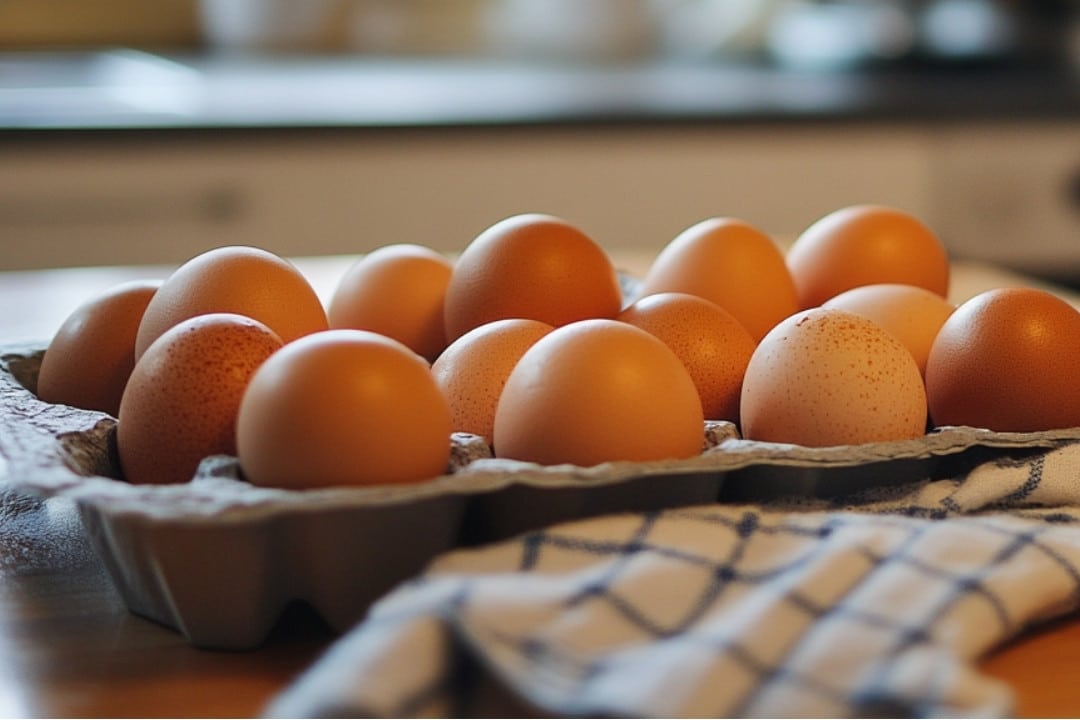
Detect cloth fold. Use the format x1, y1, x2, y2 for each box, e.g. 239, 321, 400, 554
267, 443, 1080, 718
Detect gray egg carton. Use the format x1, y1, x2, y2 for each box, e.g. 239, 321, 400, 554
3, 342, 1077, 649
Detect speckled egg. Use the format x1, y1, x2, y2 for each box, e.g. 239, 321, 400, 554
617, 292, 755, 423
431, 318, 555, 441
740, 307, 927, 446
118, 313, 284, 485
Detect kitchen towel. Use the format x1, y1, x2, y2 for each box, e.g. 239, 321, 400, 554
267, 442, 1080, 718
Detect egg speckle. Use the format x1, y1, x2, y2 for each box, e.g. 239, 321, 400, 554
823, 283, 955, 377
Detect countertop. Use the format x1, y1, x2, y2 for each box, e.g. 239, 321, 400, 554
2, 252, 1080, 716
1, 50, 1078, 134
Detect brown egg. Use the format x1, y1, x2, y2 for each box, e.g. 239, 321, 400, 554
134, 245, 328, 361
236, 329, 452, 489
741, 308, 928, 446
493, 319, 704, 466
618, 292, 755, 422
786, 205, 950, 309
431, 318, 555, 440
925, 287, 1080, 432
442, 214, 623, 344
118, 313, 284, 485
638, 217, 799, 342
822, 283, 955, 377
328, 244, 454, 362
37, 279, 161, 417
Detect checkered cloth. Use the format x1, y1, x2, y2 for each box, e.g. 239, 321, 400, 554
267, 442, 1080, 718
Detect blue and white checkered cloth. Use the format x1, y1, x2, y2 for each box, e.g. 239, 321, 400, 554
267, 442, 1080, 718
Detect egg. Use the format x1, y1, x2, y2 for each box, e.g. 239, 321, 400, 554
637, 217, 799, 342
822, 283, 955, 377
236, 329, 452, 489
117, 313, 284, 485
328, 244, 454, 362
134, 245, 328, 360
786, 205, 950, 309
925, 287, 1080, 432
37, 279, 161, 417
493, 319, 704, 466
617, 292, 755, 422
740, 308, 928, 446
442, 213, 623, 344
431, 318, 555, 440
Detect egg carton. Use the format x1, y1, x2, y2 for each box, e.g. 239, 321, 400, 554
3, 342, 1078, 649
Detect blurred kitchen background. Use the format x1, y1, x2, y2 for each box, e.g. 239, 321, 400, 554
1, 0, 1078, 285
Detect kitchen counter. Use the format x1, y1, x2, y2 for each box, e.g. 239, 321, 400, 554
1, 51, 1078, 132
2, 252, 1080, 716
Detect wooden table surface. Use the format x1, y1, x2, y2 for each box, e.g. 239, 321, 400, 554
2, 252, 1080, 718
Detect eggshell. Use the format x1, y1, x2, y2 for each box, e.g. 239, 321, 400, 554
740, 308, 928, 446
431, 318, 555, 440
638, 217, 799, 342
236, 329, 452, 489
493, 318, 704, 466
925, 287, 1080, 432
328, 244, 454, 362
786, 205, 950, 309
618, 292, 755, 422
37, 279, 161, 417
442, 213, 623, 344
118, 313, 284, 485
134, 245, 328, 360
822, 283, 955, 377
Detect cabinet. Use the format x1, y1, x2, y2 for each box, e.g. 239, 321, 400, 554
1, 119, 1077, 278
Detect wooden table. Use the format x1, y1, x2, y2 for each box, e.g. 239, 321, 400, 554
2, 253, 1080, 718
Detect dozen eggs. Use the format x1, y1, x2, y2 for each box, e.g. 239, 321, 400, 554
35, 206, 1080, 490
